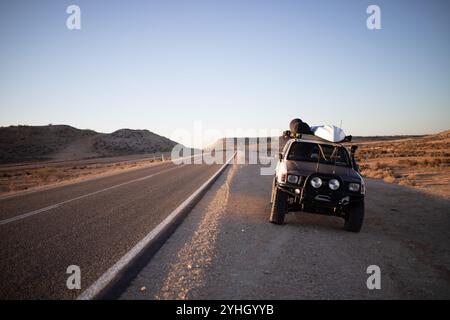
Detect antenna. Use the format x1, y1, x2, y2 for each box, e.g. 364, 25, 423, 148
339, 119, 343, 129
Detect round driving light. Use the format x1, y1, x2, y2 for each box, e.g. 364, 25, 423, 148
310, 177, 322, 188
295, 188, 301, 194
328, 179, 340, 190
287, 175, 299, 184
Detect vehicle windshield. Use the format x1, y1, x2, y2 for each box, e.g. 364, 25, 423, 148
287, 141, 351, 167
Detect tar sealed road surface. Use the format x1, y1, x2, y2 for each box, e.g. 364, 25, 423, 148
0, 161, 221, 299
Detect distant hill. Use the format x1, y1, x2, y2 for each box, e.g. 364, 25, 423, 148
0, 125, 181, 164
350, 135, 426, 143
93, 129, 179, 157
205, 136, 284, 153
207, 131, 448, 152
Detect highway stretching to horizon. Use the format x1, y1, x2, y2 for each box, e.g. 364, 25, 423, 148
0, 160, 221, 299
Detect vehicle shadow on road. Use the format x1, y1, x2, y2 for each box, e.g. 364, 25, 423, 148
284, 212, 345, 233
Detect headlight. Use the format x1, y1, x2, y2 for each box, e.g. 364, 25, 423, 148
310, 177, 322, 188
349, 183, 360, 192
287, 175, 299, 184
328, 179, 340, 190
277, 162, 287, 183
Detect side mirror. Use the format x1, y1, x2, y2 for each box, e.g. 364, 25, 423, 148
350, 145, 360, 172
278, 153, 283, 161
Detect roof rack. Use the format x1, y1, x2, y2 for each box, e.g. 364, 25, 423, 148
283, 130, 352, 144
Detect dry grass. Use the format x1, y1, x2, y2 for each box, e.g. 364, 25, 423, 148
0, 156, 168, 196
354, 130, 450, 198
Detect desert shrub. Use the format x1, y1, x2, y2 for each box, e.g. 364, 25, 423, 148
54, 171, 70, 180
398, 159, 418, 166
373, 170, 385, 179
382, 169, 395, 179
414, 158, 444, 167
361, 168, 385, 179
399, 176, 417, 187
359, 164, 370, 171
0, 186, 10, 192
373, 162, 389, 170
35, 167, 56, 179
383, 175, 396, 183
431, 158, 444, 166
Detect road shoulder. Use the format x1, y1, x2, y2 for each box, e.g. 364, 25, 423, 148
120, 163, 450, 299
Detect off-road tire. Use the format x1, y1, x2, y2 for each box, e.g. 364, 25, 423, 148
344, 200, 364, 232
270, 187, 288, 224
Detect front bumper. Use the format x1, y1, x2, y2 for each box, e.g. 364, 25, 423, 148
278, 175, 364, 215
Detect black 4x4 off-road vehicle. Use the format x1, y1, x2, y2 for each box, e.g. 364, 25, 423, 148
270, 134, 365, 232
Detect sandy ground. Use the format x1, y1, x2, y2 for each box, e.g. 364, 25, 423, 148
355, 130, 450, 198
120, 157, 450, 299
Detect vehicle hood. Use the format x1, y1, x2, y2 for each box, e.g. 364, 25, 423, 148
285, 160, 362, 182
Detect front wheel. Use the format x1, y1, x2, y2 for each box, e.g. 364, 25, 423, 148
344, 200, 364, 232
270, 188, 288, 224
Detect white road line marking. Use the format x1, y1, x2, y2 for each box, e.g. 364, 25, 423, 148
0, 154, 204, 201
0, 164, 186, 226
77, 152, 236, 300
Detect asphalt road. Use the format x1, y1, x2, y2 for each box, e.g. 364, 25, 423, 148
0, 160, 221, 299
121, 159, 450, 299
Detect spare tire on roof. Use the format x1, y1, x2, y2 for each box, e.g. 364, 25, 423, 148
289, 118, 313, 135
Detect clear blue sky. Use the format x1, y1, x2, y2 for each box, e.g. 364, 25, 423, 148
1, 0, 449, 147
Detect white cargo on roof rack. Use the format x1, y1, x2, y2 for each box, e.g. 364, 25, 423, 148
311, 125, 346, 143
